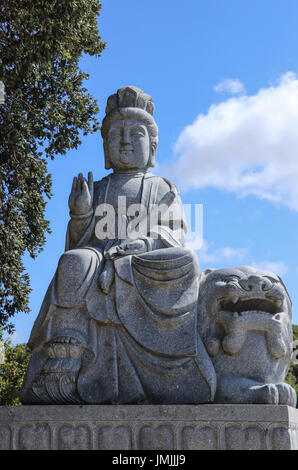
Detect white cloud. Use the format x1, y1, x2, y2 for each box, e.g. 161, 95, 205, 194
187, 240, 248, 264
214, 78, 245, 95
186, 240, 288, 277
250, 260, 288, 277
171, 72, 298, 211
185, 234, 204, 251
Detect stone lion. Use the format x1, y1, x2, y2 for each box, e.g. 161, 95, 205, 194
198, 266, 297, 407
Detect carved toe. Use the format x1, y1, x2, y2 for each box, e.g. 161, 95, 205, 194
276, 382, 297, 407
47, 336, 84, 359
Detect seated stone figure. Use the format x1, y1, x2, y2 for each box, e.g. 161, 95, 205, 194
198, 266, 296, 407
20, 86, 216, 405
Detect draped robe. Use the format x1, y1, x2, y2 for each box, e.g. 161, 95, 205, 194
20, 171, 216, 404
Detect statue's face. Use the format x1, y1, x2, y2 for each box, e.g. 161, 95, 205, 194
199, 266, 291, 322
106, 119, 151, 172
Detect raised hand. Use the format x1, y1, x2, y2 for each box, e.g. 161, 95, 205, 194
68, 172, 94, 216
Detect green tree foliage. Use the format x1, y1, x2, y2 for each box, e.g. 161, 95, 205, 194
0, 337, 30, 405
0, 0, 105, 333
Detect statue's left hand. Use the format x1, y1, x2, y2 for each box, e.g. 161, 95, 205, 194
116, 239, 147, 256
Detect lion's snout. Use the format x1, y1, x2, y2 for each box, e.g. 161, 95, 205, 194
238, 274, 273, 293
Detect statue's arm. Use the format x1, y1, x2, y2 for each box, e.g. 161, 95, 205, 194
66, 214, 94, 250
65, 172, 94, 251
147, 177, 186, 248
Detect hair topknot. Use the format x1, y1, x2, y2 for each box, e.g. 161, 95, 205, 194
101, 86, 158, 140
105, 86, 155, 116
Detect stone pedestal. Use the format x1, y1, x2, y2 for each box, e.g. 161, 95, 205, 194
0, 404, 297, 450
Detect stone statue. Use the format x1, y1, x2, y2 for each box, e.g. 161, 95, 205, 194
198, 266, 296, 407
20, 86, 216, 405
20, 86, 296, 409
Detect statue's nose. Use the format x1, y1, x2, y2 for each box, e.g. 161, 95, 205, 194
240, 275, 272, 292
121, 128, 132, 145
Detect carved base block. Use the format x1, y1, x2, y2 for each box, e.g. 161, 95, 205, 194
0, 404, 298, 450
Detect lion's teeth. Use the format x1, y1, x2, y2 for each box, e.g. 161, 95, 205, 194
276, 299, 283, 308
233, 312, 239, 318
231, 295, 239, 304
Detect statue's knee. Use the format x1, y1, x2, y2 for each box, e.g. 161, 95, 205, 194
164, 246, 199, 269
183, 247, 200, 271
56, 249, 98, 294
58, 249, 91, 273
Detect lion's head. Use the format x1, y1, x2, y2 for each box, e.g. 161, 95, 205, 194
198, 266, 292, 361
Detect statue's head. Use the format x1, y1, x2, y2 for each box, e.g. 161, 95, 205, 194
101, 86, 158, 172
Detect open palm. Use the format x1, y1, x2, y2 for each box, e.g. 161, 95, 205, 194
68, 172, 94, 215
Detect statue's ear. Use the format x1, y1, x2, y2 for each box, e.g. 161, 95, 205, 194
202, 268, 214, 276
148, 141, 157, 168
151, 141, 157, 155
277, 275, 292, 305
103, 140, 111, 170
199, 268, 214, 285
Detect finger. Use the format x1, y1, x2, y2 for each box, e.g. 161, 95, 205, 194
88, 172, 94, 198
119, 243, 128, 250
116, 245, 127, 252
126, 247, 146, 255
69, 177, 77, 207
116, 248, 126, 256
71, 177, 78, 192
78, 173, 85, 191
82, 179, 89, 195
127, 242, 136, 249
119, 248, 137, 255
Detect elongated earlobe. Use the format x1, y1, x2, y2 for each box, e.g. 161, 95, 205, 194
148, 142, 157, 168
103, 141, 111, 169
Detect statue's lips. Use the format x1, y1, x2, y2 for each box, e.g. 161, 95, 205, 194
119, 150, 134, 164
218, 294, 284, 316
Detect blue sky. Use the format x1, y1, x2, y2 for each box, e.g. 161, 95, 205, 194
14, 0, 298, 342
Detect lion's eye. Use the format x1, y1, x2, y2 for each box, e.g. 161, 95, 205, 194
214, 276, 240, 286
228, 277, 240, 283
264, 276, 278, 284
215, 281, 227, 287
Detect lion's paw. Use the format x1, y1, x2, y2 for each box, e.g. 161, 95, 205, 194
276, 382, 297, 407
251, 383, 279, 405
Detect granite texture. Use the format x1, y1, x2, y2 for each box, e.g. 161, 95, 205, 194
0, 404, 298, 450
20, 86, 216, 405
198, 266, 296, 407
20, 86, 296, 409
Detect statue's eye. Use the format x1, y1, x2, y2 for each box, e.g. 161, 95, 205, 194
131, 128, 145, 137
109, 129, 121, 138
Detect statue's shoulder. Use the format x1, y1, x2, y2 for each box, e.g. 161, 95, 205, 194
94, 175, 109, 186
93, 176, 109, 192
146, 172, 180, 194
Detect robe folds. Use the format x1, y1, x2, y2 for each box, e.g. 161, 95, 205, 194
20, 172, 216, 404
